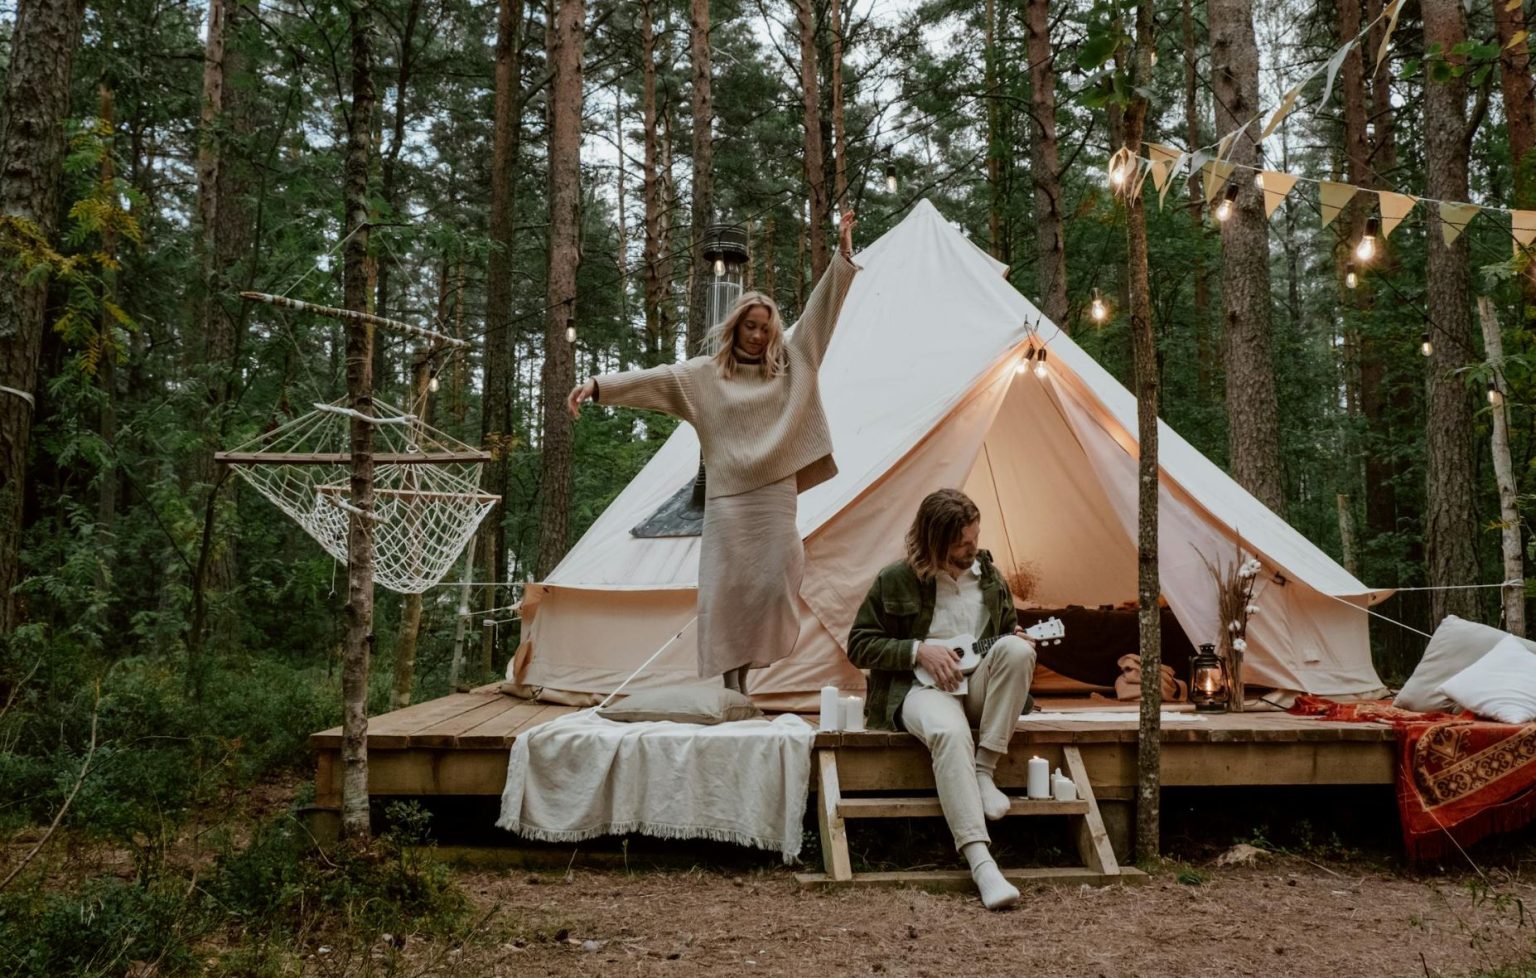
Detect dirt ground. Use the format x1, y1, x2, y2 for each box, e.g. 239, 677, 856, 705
422, 856, 1536, 978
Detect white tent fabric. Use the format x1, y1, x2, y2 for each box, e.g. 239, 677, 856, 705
510, 200, 1388, 709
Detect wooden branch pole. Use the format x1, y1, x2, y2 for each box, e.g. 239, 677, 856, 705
240, 290, 469, 349
1478, 296, 1525, 636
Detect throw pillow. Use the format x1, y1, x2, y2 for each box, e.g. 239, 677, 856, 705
1395, 616, 1536, 713
1439, 635, 1536, 724
598, 685, 763, 725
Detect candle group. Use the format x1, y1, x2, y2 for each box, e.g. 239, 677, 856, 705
1026, 755, 1050, 799
819, 686, 841, 730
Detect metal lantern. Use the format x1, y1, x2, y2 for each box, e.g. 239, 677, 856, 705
701, 223, 750, 352
1190, 643, 1230, 713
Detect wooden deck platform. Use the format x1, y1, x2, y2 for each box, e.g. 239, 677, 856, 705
309, 688, 1395, 817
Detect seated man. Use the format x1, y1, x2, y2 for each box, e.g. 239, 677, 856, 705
847, 488, 1037, 910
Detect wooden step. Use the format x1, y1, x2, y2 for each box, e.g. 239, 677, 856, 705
797, 867, 1147, 890
836, 796, 1090, 819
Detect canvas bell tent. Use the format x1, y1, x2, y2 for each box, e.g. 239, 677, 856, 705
508, 199, 1388, 710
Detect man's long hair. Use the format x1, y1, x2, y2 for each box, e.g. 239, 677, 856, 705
710, 291, 787, 379
905, 489, 981, 582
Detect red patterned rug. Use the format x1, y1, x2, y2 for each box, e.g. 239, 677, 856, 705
1290, 695, 1536, 861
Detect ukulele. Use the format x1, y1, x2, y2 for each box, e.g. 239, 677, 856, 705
912, 617, 1066, 694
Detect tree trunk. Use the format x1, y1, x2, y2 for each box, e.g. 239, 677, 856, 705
640, 1, 670, 367
1478, 297, 1524, 637
795, 0, 829, 284
0, 0, 86, 636
374, 0, 425, 327
1184, 0, 1211, 396
686, 0, 712, 356
392, 346, 435, 708
1122, 0, 1160, 864
1366, 0, 1399, 176
1494, 0, 1536, 313
1422, 0, 1481, 625
96, 84, 120, 550
480, 0, 526, 636
984, 0, 1002, 259
1210, 0, 1283, 515
535, 0, 584, 579
829, 0, 848, 210
340, 0, 377, 844
1025, 0, 1067, 326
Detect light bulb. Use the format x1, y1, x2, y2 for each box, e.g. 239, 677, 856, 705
565, 325, 577, 343
885, 162, 898, 193
428, 375, 440, 393
1488, 381, 1503, 407
1420, 332, 1433, 357
1090, 295, 1108, 322
1216, 184, 1239, 222
1149, 50, 1158, 68
714, 257, 725, 277
1355, 216, 1379, 262
1015, 357, 1029, 375
1109, 164, 1126, 189
1253, 171, 1264, 189
1032, 348, 1049, 380
1345, 263, 1358, 289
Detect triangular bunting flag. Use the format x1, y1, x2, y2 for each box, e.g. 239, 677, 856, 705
1159, 152, 1188, 210
1259, 171, 1300, 218
1437, 201, 1480, 245
1376, 0, 1405, 74
1147, 143, 1182, 194
1204, 160, 1236, 206
1378, 191, 1416, 239
1261, 86, 1302, 140
1217, 132, 1236, 162
1513, 210, 1536, 257
1319, 180, 1359, 229
1322, 40, 1353, 106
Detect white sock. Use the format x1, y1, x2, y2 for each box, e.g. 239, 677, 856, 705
962, 842, 1019, 910
974, 749, 1011, 821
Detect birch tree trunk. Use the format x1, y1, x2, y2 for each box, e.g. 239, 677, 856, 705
1183, 0, 1211, 394
1477, 297, 1524, 637
687, 0, 713, 356
640, 1, 670, 367
829, 0, 848, 209
481, 0, 526, 629
535, 0, 584, 579
1025, 0, 1067, 326
1210, 0, 1283, 515
1122, 0, 1161, 864
0, 0, 87, 636
340, 0, 378, 843
1422, 0, 1481, 625
795, 0, 829, 284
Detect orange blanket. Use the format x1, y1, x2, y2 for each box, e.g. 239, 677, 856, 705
1290, 695, 1536, 861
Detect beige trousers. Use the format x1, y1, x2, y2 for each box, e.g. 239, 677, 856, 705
900, 636, 1037, 849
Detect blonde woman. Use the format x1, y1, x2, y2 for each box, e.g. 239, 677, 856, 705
568, 211, 859, 692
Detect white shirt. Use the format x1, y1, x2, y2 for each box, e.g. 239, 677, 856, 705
911, 560, 987, 663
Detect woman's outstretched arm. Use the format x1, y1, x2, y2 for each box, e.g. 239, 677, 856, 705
788, 210, 859, 368
568, 362, 697, 423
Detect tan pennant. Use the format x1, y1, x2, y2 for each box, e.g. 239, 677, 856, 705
1261, 86, 1302, 140
1437, 201, 1480, 245
1514, 210, 1536, 257
1376, 0, 1405, 74
1147, 143, 1182, 194
1258, 171, 1300, 218
1159, 152, 1188, 210
1319, 180, 1359, 229
1204, 160, 1236, 205
1378, 191, 1416, 239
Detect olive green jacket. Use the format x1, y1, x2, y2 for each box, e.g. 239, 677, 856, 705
846, 550, 1020, 731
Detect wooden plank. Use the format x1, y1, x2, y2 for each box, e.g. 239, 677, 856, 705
795, 867, 1147, 890
455, 702, 549, 748
309, 692, 503, 749
410, 696, 524, 748
1160, 741, 1394, 786
1063, 745, 1119, 876
217, 450, 489, 465
837, 796, 1089, 818
816, 750, 853, 882
362, 749, 510, 795
314, 751, 340, 808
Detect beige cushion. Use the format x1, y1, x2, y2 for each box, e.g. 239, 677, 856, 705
1395, 616, 1536, 713
598, 685, 763, 725
1439, 635, 1536, 723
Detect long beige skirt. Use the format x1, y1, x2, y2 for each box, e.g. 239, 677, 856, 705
697, 474, 803, 678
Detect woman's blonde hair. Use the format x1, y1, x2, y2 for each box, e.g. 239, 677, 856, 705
905, 489, 981, 582
710, 290, 787, 379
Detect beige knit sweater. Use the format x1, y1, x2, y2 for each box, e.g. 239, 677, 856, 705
595, 251, 859, 499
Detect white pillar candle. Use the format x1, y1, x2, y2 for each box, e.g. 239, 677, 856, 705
842, 696, 866, 732
819, 686, 842, 731
1053, 774, 1076, 802
1026, 755, 1050, 799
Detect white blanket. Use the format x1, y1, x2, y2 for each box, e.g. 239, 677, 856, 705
496, 711, 816, 864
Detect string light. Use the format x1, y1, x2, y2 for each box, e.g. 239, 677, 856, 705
565, 323, 577, 343
1109, 162, 1127, 189
1488, 380, 1503, 407
1016, 349, 1032, 375
1420, 331, 1433, 357
1090, 290, 1109, 323
428, 374, 440, 393
1253, 170, 1264, 190
1032, 347, 1049, 380
1355, 216, 1379, 262
1344, 263, 1358, 289
713, 257, 725, 277
1215, 183, 1239, 222
885, 161, 898, 194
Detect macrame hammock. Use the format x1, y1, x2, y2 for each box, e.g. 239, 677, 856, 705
218, 293, 495, 594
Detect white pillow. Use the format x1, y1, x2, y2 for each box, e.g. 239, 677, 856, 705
1439, 635, 1536, 723
1395, 616, 1536, 713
